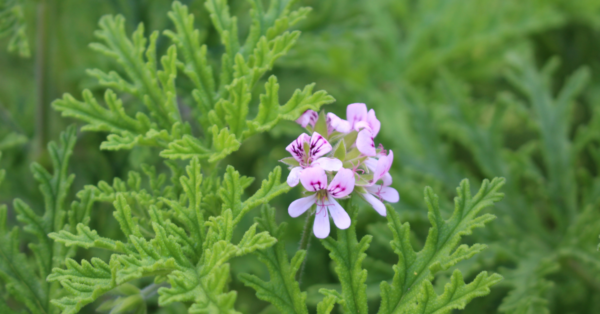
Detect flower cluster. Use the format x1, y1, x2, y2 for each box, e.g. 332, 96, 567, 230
281, 103, 399, 238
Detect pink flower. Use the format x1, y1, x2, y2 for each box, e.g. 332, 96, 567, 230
363, 150, 394, 186
296, 110, 319, 128
326, 103, 381, 156
285, 132, 342, 187
361, 185, 399, 216
288, 167, 355, 238
360, 150, 398, 216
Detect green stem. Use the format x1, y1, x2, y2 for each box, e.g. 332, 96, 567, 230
140, 283, 170, 300
34, 0, 50, 158
296, 210, 313, 285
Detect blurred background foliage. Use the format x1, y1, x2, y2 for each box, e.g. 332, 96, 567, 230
2, 0, 600, 313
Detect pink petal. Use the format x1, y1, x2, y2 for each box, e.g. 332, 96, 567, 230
367, 109, 381, 137
362, 193, 387, 216
366, 185, 400, 203
296, 110, 318, 128
286, 133, 311, 164
380, 186, 399, 202
372, 150, 394, 183
327, 197, 351, 229
353, 120, 371, 131
287, 167, 303, 187
347, 103, 368, 130
309, 132, 332, 159
313, 204, 330, 238
382, 173, 393, 186
313, 157, 342, 171
356, 129, 377, 157
327, 113, 351, 133
364, 157, 377, 171
328, 168, 355, 198
300, 166, 328, 192
288, 194, 317, 218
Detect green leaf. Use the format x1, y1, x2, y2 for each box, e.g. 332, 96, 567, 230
278, 83, 335, 121
0, 132, 27, 150
235, 166, 290, 226
333, 139, 346, 161
53, 90, 148, 135
0, 208, 47, 314
0, 0, 29, 57
498, 253, 559, 314
160, 126, 241, 163
49, 223, 127, 253
407, 270, 502, 314
165, 2, 216, 131
239, 206, 308, 314
163, 157, 206, 258
378, 178, 505, 314
505, 56, 588, 230
48, 258, 116, 314
316, 289, 344, 314
321, 202, 371, 314
222, 78, 252, 139
219, 166, 252, 217
89, 15, 181, 129
1, 126, 83, 314
113, 194, 143, 238
210, 125, 242, 162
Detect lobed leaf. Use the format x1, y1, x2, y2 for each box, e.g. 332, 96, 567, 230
321, 203, 371, 314
239, 206, 308, 314
379, 178, 505, 314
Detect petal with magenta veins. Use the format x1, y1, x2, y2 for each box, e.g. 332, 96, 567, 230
373, 150, 394, 183
366, 185, 400, 203
287, 167, 303, 187
362, 193, 387, 216
313, 157, 342, 171
288, 194, 317, 218
327, 197, 351, 229
296, 110, 318, 128
327, 113, 351, 134
286, 133, 311, 163
300, 166, 328, 192
367, 109, 381, 137
313, 204, 330, 238
328, 168, 355, 198
347, 103, 368, 130
356, 129, 377, 156
309, 132, 332, 159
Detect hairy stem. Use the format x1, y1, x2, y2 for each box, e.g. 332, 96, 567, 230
34, 0, 50, 158
141, 283, 170, 300
296, 210, 313, 285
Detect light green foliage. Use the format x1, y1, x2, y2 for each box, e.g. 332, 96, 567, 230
378, 178, 505, 313
53, 0, 334, 164
0, 126, 95, 314
0, 0, 29, 57
0, 132, 27, 151
311, 180, 504, 314
48, 157, 289, 314
6, 0, 593, 313
410, 270, 502, 314
44, 4, 334, 309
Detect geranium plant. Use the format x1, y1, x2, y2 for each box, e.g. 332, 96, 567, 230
0, 1, 507, 313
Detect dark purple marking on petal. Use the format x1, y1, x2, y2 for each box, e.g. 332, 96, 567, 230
310, 134, 327, 158
329, 183, 347, 197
